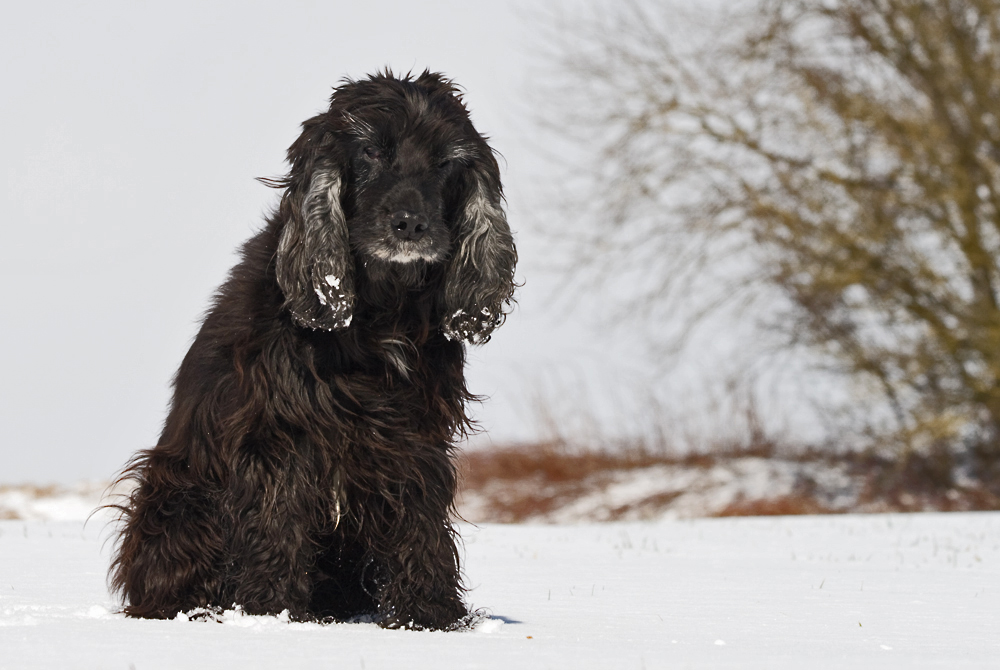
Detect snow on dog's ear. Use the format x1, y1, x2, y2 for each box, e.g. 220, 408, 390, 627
441, 161, 517, 345
275, 158, 355, 331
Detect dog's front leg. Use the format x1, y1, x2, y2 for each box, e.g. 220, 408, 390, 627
221, 447, 322, 619
374, 473, 468, 630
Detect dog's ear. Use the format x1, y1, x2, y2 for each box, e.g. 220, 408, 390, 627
274, 118, 355, 331
441, 159, 518, 344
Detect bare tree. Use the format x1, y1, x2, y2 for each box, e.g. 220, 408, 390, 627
544, 0, 1000, 470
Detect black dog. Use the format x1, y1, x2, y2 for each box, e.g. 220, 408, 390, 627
110, 71, 516, 630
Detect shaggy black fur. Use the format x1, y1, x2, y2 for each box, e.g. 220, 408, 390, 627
109, 71, 517, 630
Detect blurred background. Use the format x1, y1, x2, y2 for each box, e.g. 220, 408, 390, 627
3, 0, 999, 520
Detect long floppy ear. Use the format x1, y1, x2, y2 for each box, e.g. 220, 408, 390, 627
275, 160, 355, 330
441, 166, 518, 344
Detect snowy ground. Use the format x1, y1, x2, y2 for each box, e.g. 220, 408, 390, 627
1, 511, 998, 668
0, 482, 110, 523
458, 457, 862, 523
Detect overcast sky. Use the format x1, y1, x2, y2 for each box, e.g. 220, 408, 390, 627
1, 0, 830, 484
1, 0, 646, 483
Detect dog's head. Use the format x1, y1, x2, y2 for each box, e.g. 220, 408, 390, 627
271, 70, 517, 344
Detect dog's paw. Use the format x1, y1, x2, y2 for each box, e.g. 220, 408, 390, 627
176, 606, 226, 623
379, 600, 470, 631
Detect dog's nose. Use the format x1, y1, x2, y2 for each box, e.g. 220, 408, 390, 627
390, 210, 429, 241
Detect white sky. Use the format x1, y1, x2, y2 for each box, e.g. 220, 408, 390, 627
0, 0, 620, 482
0, 0, 827, 483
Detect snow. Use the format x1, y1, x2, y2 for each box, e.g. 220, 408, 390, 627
1, 512, 998, 668
314, 285, 328, 305
458, 457, 868, 523
0, 483, 109, 523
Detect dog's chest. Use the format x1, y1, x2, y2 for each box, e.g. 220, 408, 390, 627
378, 337, 416, 379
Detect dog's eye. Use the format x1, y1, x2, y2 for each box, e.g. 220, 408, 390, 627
437, 159, 452, 170
364, 146, 382, 160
